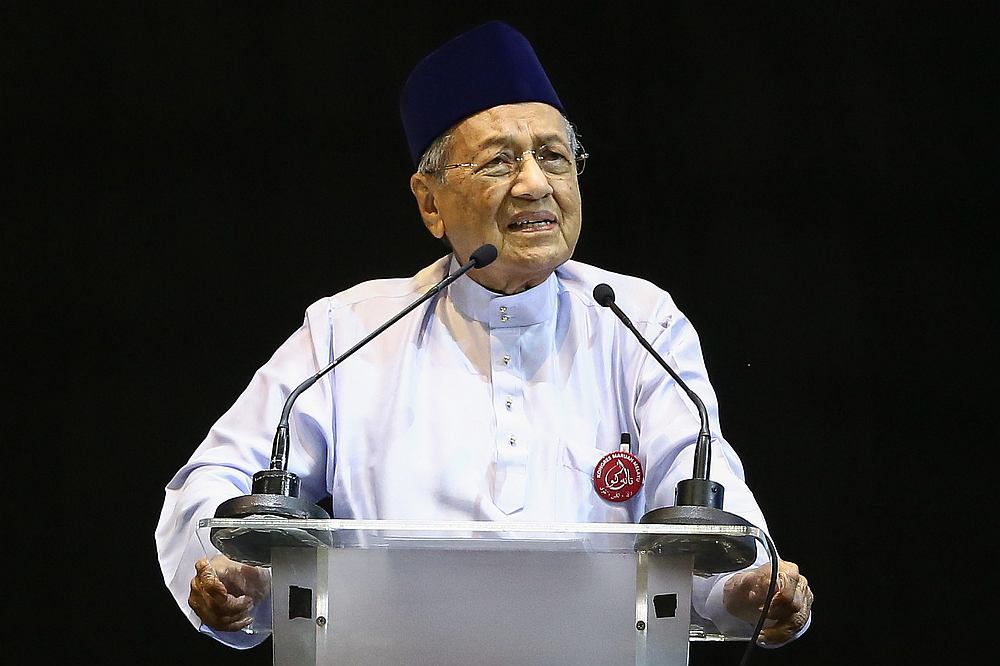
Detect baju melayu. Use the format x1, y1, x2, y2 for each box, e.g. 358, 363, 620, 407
156, 255, 774, 648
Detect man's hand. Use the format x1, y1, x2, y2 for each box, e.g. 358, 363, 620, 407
188, 554, 272, 632
723, 559, 813, 646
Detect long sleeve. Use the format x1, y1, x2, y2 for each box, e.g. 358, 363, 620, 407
154, 306, 334, 647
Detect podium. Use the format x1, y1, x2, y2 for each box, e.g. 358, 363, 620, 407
198, 518, 762, 665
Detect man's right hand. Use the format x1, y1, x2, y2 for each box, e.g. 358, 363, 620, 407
188, 554, 272, 632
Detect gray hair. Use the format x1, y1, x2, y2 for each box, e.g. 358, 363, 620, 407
417, 115, 583, 181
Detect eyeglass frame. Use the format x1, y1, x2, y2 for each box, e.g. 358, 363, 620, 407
441, 144, 589, 179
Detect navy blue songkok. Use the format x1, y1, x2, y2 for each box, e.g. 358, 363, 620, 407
400, 21, 564, 167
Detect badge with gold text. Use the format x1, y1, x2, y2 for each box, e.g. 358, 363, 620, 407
593, 433, 643, 502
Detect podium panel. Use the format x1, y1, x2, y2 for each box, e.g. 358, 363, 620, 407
200, 519, 761, 665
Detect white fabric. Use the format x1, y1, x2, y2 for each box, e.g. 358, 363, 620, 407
156, 255, 776, 648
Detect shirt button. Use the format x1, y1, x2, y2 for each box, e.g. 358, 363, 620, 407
499, 306, 508, 313
505, 397, 513, 409
502, 354, 511, 365
509, 436, 517, 447
500, 314, 510, 322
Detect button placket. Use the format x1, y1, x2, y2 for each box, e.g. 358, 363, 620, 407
491, 324, 527, 514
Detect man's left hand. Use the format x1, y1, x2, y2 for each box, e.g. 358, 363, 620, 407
723, 559, 813, 646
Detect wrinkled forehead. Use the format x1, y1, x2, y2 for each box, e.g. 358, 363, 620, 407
449, 103, 570, 154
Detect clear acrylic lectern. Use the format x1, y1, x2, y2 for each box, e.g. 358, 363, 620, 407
199, 518, 762, 665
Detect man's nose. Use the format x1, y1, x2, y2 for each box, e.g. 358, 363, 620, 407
510, 154, 554, 200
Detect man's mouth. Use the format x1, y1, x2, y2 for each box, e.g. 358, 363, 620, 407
508, 213, 557, 232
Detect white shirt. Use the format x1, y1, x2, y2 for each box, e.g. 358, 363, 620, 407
156, 255, 775, 647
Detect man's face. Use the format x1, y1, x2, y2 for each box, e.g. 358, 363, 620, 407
411, 102, 583, 294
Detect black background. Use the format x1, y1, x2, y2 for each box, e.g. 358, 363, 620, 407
4, 2, 995, 664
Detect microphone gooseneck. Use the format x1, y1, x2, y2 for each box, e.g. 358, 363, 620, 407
593, 283, 759, 569
593, 283, 714, 491
266, 244, 498, 479
215, 245, 498, 522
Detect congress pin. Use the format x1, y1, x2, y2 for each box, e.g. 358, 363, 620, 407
593, 433, 643, 502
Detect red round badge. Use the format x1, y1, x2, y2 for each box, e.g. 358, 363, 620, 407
593, 450, 644, 502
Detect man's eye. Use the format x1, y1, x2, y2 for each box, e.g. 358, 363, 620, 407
536, 147, 572, 173
537, 147, 570, 164
488, 153, 516, 166
478, 153, 515, 174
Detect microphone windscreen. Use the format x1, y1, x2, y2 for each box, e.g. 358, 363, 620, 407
470, 243, 499, 268
593, 283, 616, 306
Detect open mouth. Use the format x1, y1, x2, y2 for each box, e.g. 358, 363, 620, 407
508, 213, 557, 231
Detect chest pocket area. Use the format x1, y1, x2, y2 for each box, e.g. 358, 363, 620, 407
557, 436, 639, 523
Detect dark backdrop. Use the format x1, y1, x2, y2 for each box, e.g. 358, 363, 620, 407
5, 2, 995, 664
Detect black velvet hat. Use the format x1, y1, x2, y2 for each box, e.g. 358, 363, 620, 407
399, 21, 564, 166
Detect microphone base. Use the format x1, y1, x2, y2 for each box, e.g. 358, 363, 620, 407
675, 478, 724, 509
250, 468, 302, 497
637, 505, 759, 574
214, 492, 332, 521
211, 493, 332, 567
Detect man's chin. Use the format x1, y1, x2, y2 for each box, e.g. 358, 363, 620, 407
493, 252, 573, 291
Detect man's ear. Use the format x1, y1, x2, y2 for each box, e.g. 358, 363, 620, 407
410, 173, 445, 239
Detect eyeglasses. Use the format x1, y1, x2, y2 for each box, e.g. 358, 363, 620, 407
442, 144, 589, 179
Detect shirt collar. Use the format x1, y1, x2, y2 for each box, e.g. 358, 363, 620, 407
447, 255, 559, 328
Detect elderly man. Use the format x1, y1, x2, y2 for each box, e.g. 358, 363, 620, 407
158, 20, 812, 653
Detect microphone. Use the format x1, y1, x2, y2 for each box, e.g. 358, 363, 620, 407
593, 282, 757, 572
215, 244, 499, 524
593, 283, 716, 506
